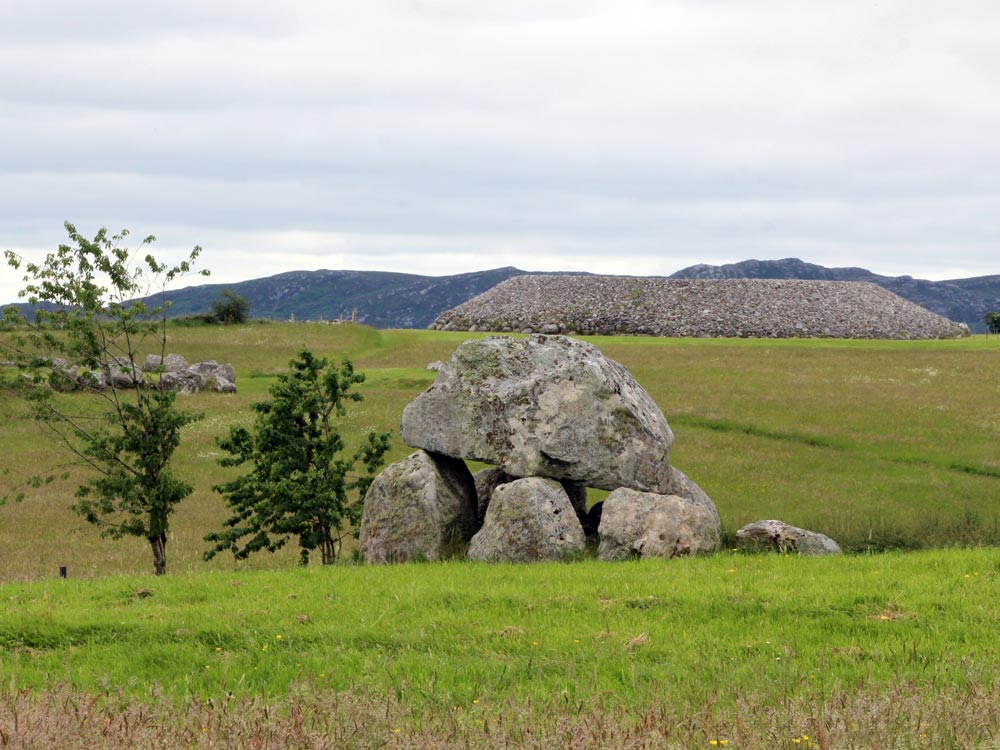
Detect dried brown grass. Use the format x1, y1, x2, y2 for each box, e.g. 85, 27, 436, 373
2, 681, 999, 750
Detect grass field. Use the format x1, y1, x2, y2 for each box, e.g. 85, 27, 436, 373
2, 325, 999, 579
1, 326, 999, 748
2, 550, 1000, 748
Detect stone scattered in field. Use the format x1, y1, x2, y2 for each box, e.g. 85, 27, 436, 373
467, 478, 586, 562
736, 519, 842, 555
359, 450, 477, 564
597, 488, 722, 560
400, 335, 674, 493
35, 352, 237, 393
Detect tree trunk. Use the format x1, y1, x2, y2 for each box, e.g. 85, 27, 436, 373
150, 533, 167, 575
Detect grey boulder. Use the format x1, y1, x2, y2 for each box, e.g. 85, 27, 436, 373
400, 335, 674, 493
468, 478, 586, 562
359, 450, 477, 564
597, 488, 722, 561
143, 353, 190, 372
736, 520, 842, 556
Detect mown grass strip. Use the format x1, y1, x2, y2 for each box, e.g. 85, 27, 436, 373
673, 414, 1000, 480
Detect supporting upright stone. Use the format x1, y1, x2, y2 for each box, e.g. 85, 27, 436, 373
468, 478, 586, 562
359, 450, 477, 563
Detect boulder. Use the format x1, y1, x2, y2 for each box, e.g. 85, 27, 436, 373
400, 335, 674, 493
468, 478, 586, 562
472, 466, 513, 526
736, 520, 842, 556
190, 360, 237, 385
107, 358, 142, 389
359, 450, 477, 564
143, 353, 190, 372
597, 488, 722, 561
157, 369, 208, 394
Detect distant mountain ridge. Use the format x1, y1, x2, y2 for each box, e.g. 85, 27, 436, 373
6, 259, 997, 332
669, 258, 1000, 333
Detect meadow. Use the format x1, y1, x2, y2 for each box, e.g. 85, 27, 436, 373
1, 325, 999, 748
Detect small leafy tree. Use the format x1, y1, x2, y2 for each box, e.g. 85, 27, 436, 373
986, 311, 1000, 335
205, 349, 391, 565
2, 221, 207, 575
210, 289, 250, 324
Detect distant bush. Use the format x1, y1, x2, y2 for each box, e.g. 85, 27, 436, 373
211, 290, 250, 325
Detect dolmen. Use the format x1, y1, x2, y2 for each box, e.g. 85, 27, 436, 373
359, 334, 723, 563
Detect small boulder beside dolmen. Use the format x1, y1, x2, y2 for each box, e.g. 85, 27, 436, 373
736, 519, 842, 556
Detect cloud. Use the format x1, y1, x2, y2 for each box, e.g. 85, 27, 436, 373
2, 0, 1000, 305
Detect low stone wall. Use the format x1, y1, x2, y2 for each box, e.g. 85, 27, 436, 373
430, 276, 969, 339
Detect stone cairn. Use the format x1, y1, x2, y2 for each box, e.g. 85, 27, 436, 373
430, 276, 969, 340
358, 334, 725, 563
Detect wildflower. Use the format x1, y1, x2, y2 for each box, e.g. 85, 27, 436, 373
215, 646, 222, 652
276, 634, 283, 640
393, 728, 401, 734
532, 641, 540, 646
472, 699, 479, 705
728, 569, 736, 574
262, 644, 269, 651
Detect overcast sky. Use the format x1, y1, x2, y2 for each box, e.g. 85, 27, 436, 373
2, 0, 999, 303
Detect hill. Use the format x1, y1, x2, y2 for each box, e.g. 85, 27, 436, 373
150, 266, 531, 328
670, 258, 1000, 333
4, 259, 996, 331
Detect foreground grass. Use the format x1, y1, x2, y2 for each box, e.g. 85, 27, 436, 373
2, 550, 1000, 748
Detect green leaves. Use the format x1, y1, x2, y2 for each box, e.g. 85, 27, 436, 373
2, 222, 207, 574
207, 348, 391, 565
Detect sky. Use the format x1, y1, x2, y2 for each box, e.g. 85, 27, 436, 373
2, 0, 999, 304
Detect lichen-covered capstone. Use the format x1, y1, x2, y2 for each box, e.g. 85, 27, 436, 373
358, 450, 477, 563
467, 478, 585, 562
597, 488, 722, 560
400, 335, 674, 493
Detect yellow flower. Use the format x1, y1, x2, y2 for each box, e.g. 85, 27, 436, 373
262, 644, 269, 651
472, 699, 479, 705
276, 634, 283, 640
728, 569, 736, 574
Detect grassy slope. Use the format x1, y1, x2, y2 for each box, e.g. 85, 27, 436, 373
2, 326, 1000, 580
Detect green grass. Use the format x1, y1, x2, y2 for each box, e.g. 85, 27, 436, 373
2, 326, 1000, 580
2, 550, 1000, 747
3, 326, 1000, 747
